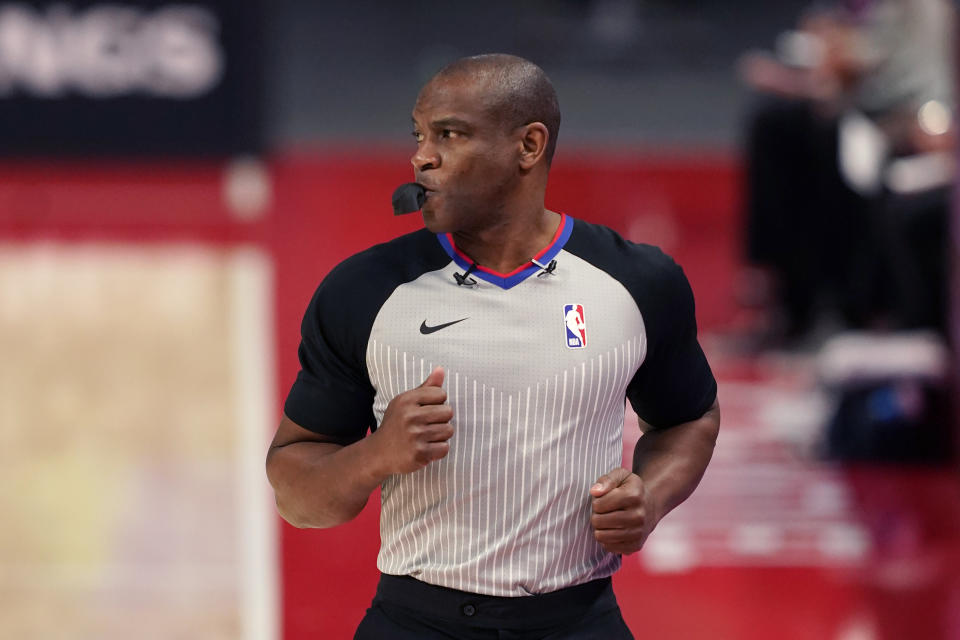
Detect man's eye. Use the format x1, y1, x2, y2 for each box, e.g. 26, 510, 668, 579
440, 129, 456, 139
412, 131, 424, 143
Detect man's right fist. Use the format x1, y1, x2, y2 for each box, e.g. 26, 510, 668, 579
372, 366, 454, 475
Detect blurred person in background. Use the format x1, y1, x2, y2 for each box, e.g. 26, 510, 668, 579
738, 0, 955, 344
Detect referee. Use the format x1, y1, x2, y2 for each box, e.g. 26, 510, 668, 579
267, 54, 720, 639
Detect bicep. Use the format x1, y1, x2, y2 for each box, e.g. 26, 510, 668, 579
270, 413, 352, 452
266, 414, 351, 491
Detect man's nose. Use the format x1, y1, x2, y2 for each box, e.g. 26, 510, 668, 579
411, 141, 439, 171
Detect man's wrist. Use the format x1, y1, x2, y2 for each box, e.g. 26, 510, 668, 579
634, 470, 664, 527
354, 430, 393, 486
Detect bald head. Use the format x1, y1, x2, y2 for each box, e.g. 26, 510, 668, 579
429, 54, 561, 167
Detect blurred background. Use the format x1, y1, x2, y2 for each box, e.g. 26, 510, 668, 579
1, 0, 958, 638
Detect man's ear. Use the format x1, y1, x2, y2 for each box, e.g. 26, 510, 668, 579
518, 122, 549, 170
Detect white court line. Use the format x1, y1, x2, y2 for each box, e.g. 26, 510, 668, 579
230, 247, 279, 640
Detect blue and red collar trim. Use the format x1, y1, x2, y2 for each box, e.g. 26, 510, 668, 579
436, 213, 574, 290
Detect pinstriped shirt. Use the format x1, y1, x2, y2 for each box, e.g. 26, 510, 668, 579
285, 215, 716, 597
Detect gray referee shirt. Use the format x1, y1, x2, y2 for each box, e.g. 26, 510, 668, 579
285, 215, 717, 597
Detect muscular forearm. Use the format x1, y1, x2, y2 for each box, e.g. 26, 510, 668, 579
632, 401, 720, 526
266, 436, 389, 529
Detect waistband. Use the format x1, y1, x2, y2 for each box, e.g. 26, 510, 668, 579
373, 573, 618, 629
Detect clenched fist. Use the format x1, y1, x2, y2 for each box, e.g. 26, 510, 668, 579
589, 467, 653, 555
370, 366, 454, 475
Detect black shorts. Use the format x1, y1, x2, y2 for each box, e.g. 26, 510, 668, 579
354, 574, 635, 640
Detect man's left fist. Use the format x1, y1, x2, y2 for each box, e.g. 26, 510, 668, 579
589, 467, 653, 555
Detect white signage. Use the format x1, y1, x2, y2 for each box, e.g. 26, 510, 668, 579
0, 3, 225, 98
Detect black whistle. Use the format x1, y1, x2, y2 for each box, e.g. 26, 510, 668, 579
392, 182, 426, 215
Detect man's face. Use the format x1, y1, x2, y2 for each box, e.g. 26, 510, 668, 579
410, 75, 521, 234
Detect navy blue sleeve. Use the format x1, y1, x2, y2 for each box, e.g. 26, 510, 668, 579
624, 253, 717, 429
283, 264, 377, 442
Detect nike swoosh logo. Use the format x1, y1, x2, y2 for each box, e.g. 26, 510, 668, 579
420, 318, 468, 334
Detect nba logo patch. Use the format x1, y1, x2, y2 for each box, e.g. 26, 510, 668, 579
563, 304, 586, 349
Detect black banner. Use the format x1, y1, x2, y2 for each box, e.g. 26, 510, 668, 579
0, 0, 262, 156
